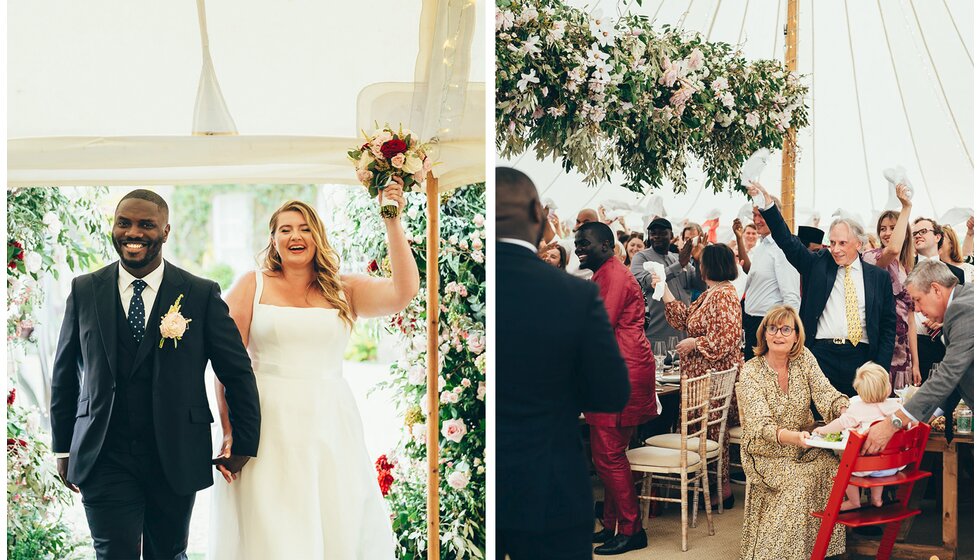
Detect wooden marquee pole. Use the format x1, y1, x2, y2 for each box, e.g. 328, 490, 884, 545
780, 0, 799, 230
425, 171, 441, 560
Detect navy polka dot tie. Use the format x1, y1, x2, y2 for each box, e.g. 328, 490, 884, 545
129, 279, 147, 344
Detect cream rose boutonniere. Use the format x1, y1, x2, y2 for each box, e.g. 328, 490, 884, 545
159, 294, 192, 349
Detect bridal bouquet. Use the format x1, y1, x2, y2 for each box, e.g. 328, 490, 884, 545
348, 124, 433, 219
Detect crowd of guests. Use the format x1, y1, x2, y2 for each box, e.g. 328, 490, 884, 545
498, 166, 974, 560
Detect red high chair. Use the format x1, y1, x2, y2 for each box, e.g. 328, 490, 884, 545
809, 422, 932, 560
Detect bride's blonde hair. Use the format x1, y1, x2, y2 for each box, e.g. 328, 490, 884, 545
263, 200, 355, 329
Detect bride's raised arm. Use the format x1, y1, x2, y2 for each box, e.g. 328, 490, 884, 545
344, 178, 421, 318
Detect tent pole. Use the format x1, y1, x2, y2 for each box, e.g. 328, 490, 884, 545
425, 171, 441, 560
780, 0, 799, 231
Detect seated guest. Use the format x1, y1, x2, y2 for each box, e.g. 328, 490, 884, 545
940, 224, 974, 284
538, 242, 568, 270
748, 181, 896, 397
864, 260, 974, 454
813, 363, 902, 511
575, 222, 658, 556
497, 168, 630, 560
652, 243, 743, 509
739, 306, 850, 559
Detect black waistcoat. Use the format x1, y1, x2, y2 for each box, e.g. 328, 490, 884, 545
103, 292, 159, 455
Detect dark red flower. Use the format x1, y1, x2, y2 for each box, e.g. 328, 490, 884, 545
11, 241, 22, 249
7, 261, 15, 270
15, 251, 23, 261
380, 139, 408, 160
375, 454, 395, 497
6, 438, 27, 450
7, 388, 14, 406
367, 260, 379, 273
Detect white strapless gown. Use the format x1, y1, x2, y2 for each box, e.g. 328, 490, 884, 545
209, 272, 395, 559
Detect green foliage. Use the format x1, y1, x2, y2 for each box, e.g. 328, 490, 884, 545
7, 390, 83, 559
496, 0, 810, 193
344, 321, 380, 363
204, 262, 236, 292
337, 183, 486, 559
6, 187, 111, 343
169, 185, 318, 273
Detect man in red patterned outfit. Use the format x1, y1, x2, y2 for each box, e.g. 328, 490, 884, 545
575, 222, 659, 555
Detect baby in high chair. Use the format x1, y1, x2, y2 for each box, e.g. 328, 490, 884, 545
813, 362, 904, 511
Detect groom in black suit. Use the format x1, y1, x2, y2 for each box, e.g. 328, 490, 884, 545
50, 190, 261, 559
497, 167, 630, 560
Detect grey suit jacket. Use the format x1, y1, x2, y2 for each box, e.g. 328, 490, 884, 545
630, 248, 706, 345
905, 283, 974, 421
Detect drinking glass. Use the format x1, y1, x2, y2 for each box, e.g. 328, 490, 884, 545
740, 329, 746, 349
667, 336, 679, 369
654, 341, 667, 370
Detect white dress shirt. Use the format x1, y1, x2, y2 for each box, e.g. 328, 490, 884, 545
118, 261, 165, 330
815, 257, 869, 343
744, 235, 801, 316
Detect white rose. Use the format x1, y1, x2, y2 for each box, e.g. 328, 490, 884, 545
411, 423, 427, 443
408, 365, 426, 385
472, 239, 484, 250
441, 418, 467, 443
402, 155, 424, 174
437, 376, 446, 392
745, 112, 760, 128
446, 469, 470, 490
43, 212, 62, 236
25, 252, 43, 274
473, 215, 485, 227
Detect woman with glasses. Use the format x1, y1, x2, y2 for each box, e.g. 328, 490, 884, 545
861, 183, 920, 391
738, 305, 850, 559
652, 243, 743, 509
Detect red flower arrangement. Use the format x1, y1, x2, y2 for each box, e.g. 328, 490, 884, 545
8, 240, 24, 270
8, 388, 15, 406
375, 454, 395, 497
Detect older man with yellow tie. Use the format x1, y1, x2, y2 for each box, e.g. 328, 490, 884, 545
747, 182, 897, 396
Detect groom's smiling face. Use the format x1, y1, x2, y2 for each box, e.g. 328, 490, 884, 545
112, 199, 170, 276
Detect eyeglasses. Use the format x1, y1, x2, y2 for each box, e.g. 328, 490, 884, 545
766, 325, 796, 336
912, 228, 935, 238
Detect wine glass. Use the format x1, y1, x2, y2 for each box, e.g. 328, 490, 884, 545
740, 329, 746, 350
653, 341, 667, 371
667, 336, 679, 370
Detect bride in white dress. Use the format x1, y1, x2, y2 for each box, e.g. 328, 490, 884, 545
209, 181, 418, 559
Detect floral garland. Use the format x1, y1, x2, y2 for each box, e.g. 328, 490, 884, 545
496, 0, 810, 193
7, 187, 110, 344
336, 183, 486, 558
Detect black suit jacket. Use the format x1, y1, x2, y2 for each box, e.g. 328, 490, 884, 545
497, 241, 630, 532
760, 206, 897, 369
50, 261, 261, 495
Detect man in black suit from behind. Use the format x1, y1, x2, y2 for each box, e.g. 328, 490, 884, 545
496, 167, 630, 560
748, 182, 896, 396
50, 190, 261, 559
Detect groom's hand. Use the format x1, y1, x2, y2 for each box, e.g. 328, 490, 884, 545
56, 457, 79, 493
212, 454, 251, 482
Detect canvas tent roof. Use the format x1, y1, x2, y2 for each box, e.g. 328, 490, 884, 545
7, 0, 486, 190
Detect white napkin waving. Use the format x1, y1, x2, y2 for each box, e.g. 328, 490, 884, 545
642, 261, 667, 301
938, 207, 973, 226
883, 167, 914, 210
740, 148, 771, 187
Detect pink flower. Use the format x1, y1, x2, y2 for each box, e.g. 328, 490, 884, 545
745, 112, 760, 128
447, 469, 470, 490
441, 418, 467, 443
476, 382, 486, 401
391, 154, 406, 169
461, 378, 472, 388
356, 169, 373, 184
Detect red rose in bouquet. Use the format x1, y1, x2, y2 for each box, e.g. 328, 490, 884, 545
380, 139, 408, 159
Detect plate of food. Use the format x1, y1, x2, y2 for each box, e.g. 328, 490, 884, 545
806, 430, 849, 450
659, 373, 682, 384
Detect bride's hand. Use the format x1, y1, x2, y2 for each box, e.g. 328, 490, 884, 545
216, 431, 235, 483
381, 176, 406, 220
